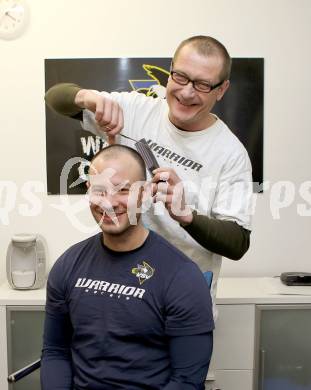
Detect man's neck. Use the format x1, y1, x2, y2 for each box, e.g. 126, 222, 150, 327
170, 113, 217, 132
103, 224, 149, 252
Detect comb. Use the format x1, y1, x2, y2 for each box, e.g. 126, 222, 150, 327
134, 138, 159, 176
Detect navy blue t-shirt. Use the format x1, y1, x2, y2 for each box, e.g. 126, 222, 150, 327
45, 230, 214, 389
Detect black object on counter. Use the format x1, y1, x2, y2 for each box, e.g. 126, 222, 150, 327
280, 272, 311, 286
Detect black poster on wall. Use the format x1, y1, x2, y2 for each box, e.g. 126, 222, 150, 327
45, 57, 263, 195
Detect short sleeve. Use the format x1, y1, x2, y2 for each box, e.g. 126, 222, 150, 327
212, 149, 253, 230
45, 256, 69, 316
82, 90, 162, 141
164, 262, 214, 337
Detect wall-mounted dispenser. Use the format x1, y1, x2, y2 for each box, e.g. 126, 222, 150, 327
6, 234, 47, 290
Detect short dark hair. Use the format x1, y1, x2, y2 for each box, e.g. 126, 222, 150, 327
90, 144, 147, 181
173, 35, 232, 81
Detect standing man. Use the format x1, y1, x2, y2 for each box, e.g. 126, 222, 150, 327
45, 35, 253, 315
41, 145, 214, 390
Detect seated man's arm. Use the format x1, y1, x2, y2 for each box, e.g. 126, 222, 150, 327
41, 311, 73, 390
164, 261, 214, 390
163, 332, 213, 390
40, 258, 73, 390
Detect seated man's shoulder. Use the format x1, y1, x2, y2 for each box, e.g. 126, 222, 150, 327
47, 234, 101, 287
150, 231, 201, 272
52, 233, 100, 273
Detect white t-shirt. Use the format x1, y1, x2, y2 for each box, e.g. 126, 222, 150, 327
82, 91, 253, 313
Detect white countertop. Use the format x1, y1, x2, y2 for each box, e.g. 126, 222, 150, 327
0, 281, 46, 305
216, 277, 311, 304
1, 277, 311, 306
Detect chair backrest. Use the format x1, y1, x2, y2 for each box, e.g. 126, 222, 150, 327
203, 271, 213, 288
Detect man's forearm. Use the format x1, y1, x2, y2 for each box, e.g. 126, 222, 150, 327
162, 332, 212, 390
40, 353, 73, 390
182, 211, 250, 260
162, 381, 204, 390
41, 311, 73, 389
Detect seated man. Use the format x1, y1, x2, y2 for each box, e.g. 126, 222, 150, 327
41, 145, 214, 390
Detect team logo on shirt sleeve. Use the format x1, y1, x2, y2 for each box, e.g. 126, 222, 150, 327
132, 261, 155, 285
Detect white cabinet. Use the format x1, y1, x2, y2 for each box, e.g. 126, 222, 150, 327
213, 305, 255, 370
206, 370, 254, 390
205, 304, 255, 390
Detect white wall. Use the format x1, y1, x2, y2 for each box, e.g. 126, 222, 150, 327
1, 0, 311, 281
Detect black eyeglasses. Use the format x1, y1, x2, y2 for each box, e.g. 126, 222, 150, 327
170, 70, 224, 93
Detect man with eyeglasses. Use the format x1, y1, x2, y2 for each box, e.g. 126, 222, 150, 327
45, 35, 253, 318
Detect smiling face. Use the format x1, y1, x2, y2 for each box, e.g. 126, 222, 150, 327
166, 44, 230, 131
88, 154, 145, 236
